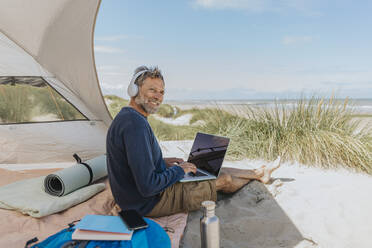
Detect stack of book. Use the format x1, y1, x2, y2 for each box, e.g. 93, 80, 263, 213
72, 215, 133, 241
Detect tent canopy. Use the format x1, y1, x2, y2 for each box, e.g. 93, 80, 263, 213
0, 0, 112, 164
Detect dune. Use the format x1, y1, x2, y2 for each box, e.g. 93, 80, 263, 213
153, 114, 194, 126
160, 140, 372, 248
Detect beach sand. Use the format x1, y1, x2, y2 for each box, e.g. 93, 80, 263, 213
160, 141, 372, 248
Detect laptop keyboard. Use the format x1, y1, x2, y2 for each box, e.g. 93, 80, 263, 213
188, 170, 207, 177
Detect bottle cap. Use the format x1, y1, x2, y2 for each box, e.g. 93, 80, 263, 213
201, 200, 216, 210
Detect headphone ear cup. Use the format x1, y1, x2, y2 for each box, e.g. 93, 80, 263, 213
127, 83, 138, 97
127, 69, 148, 97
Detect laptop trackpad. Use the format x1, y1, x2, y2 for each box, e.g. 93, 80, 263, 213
186, 170, 207, 178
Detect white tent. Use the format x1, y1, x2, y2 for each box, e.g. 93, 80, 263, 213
0, 0, 112, 164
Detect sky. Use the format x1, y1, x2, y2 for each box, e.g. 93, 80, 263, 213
94, 0, 372, 100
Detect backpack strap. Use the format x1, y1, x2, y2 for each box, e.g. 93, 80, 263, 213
68, 219, 81, 228
60, 240, 89, 248
24, 237, 38, 248
76, 240, 89, 248
60, 240, 80, 248
73, 153, 93, 185
25, 220, 81, 248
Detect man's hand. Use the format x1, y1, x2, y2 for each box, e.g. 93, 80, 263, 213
178, 162, 197, 174
164, 157, 184, 167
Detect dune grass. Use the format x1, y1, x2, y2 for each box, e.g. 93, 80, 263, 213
104, 95, 181, 120
248, 98, 371, 173
104, 95, 129, 118
148, 116, 197, 140
105, 95, 372, 174
103, 95, 198, 139
0, 83, 85, 123
156, 104, 181, 118
156, 98, 372, 173
189, 97, 372, 173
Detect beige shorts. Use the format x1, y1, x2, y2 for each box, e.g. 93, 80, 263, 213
146, 180, 217, 217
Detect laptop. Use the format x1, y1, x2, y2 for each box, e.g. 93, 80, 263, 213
180, 132, 230, 183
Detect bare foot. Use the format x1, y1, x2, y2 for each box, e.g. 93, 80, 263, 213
258, 156, 281, 184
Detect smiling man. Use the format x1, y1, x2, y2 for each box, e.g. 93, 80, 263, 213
106, 66, 281, 217
106, 66, 200, 216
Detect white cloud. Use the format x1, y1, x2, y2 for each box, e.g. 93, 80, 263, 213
194, 0, 270, 12
282, 35, 313, 45
95, 35, 129, 42
94, 45, 125, 54
96, 65, 121, 71
193, 0, 323, 16
95, 62, 372, 99
96, 65, 133, 97
100, 82, 125, 90
95, 34, 144, 42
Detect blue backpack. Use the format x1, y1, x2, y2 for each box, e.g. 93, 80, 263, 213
26, 218, 171, 248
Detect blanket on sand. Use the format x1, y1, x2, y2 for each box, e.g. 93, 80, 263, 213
0, 176, 105, 217
0, 169, 188, 248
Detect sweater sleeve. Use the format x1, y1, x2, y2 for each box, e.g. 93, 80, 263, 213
123, 121, 185, 197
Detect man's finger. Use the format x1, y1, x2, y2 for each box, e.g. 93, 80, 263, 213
187, 164, 196, 170
174, 158, 184, 164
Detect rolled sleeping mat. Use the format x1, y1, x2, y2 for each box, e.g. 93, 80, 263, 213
44, 154, 107, 196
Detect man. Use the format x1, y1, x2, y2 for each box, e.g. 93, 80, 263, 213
106, 66, 280, 217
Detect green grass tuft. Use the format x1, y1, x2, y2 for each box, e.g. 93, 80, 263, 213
104, 95, 129, 117
105, 95, 372, 174
193, 97, 372, 173
155, 104, 181, 118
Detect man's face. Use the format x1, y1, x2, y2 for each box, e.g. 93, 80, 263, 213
134, 77, 164, 114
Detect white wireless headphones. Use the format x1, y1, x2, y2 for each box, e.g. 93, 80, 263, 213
127, 69, 149, 97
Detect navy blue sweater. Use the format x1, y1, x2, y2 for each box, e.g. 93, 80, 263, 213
106, 107, 185, 216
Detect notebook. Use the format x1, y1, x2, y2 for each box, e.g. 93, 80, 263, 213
180, 132, 230, 183
72, 215, 133, 241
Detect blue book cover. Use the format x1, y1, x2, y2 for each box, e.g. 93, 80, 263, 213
75, 215, 132, 234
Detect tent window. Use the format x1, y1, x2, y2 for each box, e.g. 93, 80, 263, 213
0, 77, 87, 124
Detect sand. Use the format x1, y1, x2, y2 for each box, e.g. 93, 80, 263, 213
153, 113, 194, 126
159, 140, 372, 248
2, 139, 371, 247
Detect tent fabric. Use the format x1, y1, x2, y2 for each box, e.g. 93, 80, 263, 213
0, 33, 51, 77
0, 121, 107, 163
44, 155, 107, 196
0, 0, 112, 126
0, 32, 99, 121
0, 0, 112, 164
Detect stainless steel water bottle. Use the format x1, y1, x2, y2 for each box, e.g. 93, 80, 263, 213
200, 200, 220, 248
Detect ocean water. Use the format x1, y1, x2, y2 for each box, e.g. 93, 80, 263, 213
166, 98, 372, 114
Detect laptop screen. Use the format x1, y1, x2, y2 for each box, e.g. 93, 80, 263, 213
187, 132, 230, 177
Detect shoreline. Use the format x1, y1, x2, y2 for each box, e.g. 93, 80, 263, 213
165, 98, 372, 114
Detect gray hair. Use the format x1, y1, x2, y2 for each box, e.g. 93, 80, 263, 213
133, 65, 164, 87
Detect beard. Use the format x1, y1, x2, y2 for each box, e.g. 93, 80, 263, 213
134, 93, 161, 114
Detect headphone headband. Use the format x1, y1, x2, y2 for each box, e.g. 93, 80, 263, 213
131, 70, 149, 84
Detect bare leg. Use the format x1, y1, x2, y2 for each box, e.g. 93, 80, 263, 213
216, 156, 281, 194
